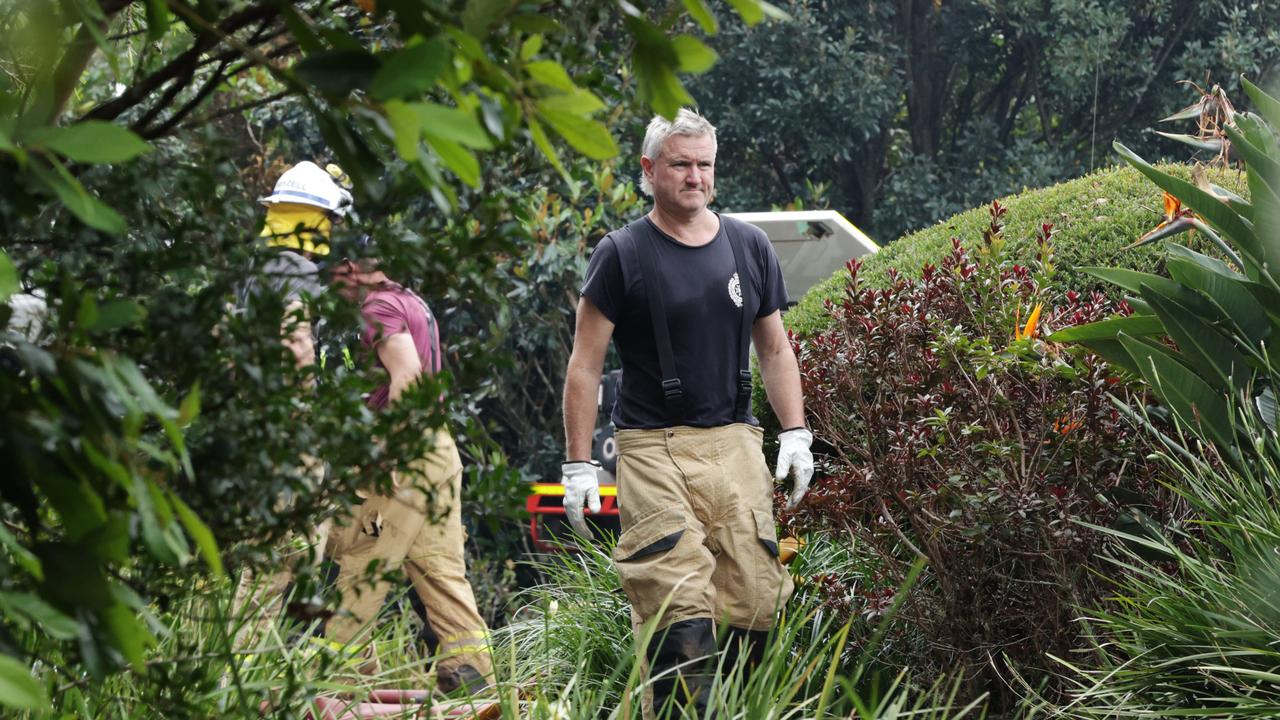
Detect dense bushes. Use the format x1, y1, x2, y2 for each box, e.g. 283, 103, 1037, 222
786, 203, 1169, 708
785, 164, 1247, 338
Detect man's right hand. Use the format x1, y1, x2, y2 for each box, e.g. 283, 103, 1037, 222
561, 460, 602, 539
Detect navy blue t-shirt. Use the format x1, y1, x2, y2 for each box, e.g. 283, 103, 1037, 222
580, 214, 788, 429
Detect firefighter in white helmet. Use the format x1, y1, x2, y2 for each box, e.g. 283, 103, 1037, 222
230, 160, 351, 651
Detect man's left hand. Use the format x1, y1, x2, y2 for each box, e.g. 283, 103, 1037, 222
775, 428, 814, 510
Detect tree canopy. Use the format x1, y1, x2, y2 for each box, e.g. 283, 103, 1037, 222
690, 0, 1280, 240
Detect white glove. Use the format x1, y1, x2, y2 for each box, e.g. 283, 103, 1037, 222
561, 460, 602, 539
775, 428, 815, 510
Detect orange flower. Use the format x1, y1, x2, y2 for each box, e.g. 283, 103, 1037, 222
1162, 191, 1182, 222
1015, 302, 1043, 340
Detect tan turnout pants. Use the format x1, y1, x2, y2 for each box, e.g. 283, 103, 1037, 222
326, 429, 492, 679
613, 423, 794, 633
231, 454, 330, 649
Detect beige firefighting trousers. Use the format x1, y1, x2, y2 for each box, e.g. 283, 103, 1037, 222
326, 429, 492, 679
613, 423, 794, 633
231, 454, 330, 648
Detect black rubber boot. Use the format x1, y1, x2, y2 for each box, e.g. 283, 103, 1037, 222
437, 663, 488, 696
720, 627, 768, 685
647, 618, 717, 718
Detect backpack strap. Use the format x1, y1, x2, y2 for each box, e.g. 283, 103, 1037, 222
724, 220, 754, 423
634, 229, 686, 425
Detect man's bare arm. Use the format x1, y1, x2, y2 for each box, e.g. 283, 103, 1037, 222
564, 297, 614, 461
376, 332, 423, 405
752, 310, 805, 429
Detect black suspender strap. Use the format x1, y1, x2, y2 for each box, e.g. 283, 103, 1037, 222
725, 221, 754, 423
633, 218, 755, 425
634, 232, 686, 424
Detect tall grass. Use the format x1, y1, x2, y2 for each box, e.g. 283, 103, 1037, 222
1039, 410, 1280, 718
21, 537, 997, 718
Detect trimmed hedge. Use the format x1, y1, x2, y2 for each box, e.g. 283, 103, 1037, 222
784, 163, 1246, 338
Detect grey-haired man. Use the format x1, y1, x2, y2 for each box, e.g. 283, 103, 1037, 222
561, 108, 814, 717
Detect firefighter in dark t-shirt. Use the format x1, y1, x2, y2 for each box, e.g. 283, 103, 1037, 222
561, 109, 815, 717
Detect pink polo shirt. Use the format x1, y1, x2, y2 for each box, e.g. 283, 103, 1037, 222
360, 282, 441, 410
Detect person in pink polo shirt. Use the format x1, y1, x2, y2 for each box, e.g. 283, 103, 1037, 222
324, 251, 492, 694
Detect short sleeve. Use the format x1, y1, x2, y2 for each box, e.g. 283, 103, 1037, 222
580, 234, 625, 323
753, 229, 788, 318
361, 296, 409, 346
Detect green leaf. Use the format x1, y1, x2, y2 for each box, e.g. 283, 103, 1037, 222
520, 34, 543, 61
462, 0, 517, 37
0, 654, 48, 712
100, 596, 153, 671
671, 35, 718, 74
681, 0, 719, 33
414, 103, 494, 149
1242, 76, 1280, 133
35, 121, 151, 164
0, 250, 16, 301
725, 0, 764, 25
535, 107, 618, 160
526, 116, 566, 178
1140, 283, 1250, 392
534, 88, 605, 116
171, 493, 223, 577
1113, 141, 1262, 275
383, 99, 422, 161
0, 592, 78, 640
369, 38, 450, 101
525, 60, 576, 92
77, 293, 99, 330
510, 14, 561, 34
80, 514, 130, 564
143, 0, 170, 41
424, 133, 481, 188
34, 473, 107, 542
36, 543, 112, 610
634, 57, 695, 120
1118, 332, 1234, 453
90, 299, 146, 333
0, 524, 42, 581
1165, 245, 1271, 344
1223, 117, 1280, 194
293, 49, 381, 96
177, 382, 201, 427
28, 159, 126, 234
1047, 314, 1166, 343
1082, 266, 1189, 298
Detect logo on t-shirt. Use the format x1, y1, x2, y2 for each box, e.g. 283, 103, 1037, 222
728, 272, 743, 308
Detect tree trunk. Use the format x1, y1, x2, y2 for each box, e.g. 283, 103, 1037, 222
895, 0, 949, 158
839, 127, 890, 231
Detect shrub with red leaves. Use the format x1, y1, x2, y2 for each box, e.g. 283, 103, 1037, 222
788, 202, 1167, 707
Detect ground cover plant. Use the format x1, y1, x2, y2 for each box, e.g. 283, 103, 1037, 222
787, 202, 1171, 710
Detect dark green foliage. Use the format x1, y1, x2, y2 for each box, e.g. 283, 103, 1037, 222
690, 0, 1280, 240
0, 0, 778, 711
785, 164, 1247, 339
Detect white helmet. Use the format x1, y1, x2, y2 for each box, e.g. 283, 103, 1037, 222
258, 161, 354, 217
